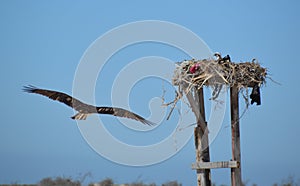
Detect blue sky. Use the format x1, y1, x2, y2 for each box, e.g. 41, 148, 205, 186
1, 0, 300, 185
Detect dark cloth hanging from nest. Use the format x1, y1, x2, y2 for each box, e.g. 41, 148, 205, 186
250, 84, 261, 105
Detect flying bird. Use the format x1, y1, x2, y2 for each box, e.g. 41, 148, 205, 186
23, 85, 154, 125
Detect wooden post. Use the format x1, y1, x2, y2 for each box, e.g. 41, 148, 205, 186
230, 86, 242, 186
194, 88, 211, 186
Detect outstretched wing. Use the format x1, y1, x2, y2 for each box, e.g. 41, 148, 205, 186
23, 85, 92, 112
97, 107, 155, 126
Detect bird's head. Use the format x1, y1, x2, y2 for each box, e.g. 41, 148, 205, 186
214, 52, 222, 60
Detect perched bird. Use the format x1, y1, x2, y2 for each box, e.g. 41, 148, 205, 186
222, 55, 231, 62
23, 85, 154, 125
250, 84, 261, 105
214, 52, 222, 61
214, 52, 231, 64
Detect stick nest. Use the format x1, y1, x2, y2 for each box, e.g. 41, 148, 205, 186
173, 58, 267, 90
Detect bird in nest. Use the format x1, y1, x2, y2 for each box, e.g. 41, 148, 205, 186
214, 52, 231, 64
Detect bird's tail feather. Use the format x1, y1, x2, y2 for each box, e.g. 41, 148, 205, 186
71, 113, 88, 120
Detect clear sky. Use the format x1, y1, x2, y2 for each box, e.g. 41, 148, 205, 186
1, 0, 300, 185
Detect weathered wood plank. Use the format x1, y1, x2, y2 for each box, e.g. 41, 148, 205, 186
181, 82, 207, 132
230, 86, 242, 186
194, 88, 211, 186
192, 161, 239, 170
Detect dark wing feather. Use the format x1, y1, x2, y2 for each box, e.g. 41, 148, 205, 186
97, 107, 155, 126
23, 85, 91, 112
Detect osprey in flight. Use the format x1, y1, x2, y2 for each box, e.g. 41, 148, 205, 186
23, 85, 154, 125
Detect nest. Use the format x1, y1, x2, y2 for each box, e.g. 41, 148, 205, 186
172, 55, 267, 104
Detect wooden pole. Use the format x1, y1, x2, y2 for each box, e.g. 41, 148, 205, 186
230, 86, 242, 186
194, 87, 211, 186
